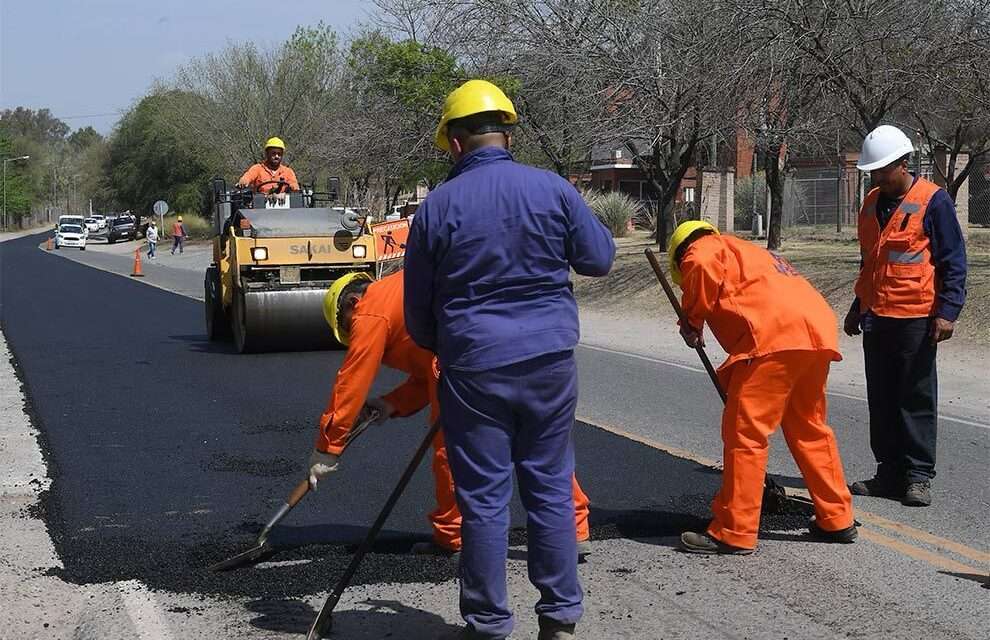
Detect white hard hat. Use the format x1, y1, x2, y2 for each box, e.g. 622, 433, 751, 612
857, 125, 914, 171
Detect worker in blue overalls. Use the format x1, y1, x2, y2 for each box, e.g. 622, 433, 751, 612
404, 80, 615, 640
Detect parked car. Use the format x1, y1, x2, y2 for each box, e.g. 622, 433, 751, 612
106, 217, 136, 244
57, 215, 88, 237
84, 217, 100, 233
55, 224, 87, 250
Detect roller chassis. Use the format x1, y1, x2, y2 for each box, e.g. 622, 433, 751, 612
205, 179, 377, 353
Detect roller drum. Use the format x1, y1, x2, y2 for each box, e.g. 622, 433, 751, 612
236, 288, 337, 352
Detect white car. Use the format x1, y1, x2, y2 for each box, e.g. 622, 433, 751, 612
58, 215, 89, 238
84, 217, 100, 233
55, 224, 87, 250
91, 214, 107, 230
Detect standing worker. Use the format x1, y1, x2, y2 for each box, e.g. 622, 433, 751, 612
404, 80, 615, 640
237, 137, 299, 193
170, 216, 188, 255
669, 221, 857, 555
307, 270, 592, 557
146, 219, 158, 260
844, 125, 967, 507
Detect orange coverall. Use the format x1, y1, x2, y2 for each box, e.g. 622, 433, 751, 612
316, 271, 590, 550
680, 234, 854, 549
238, 163, 300, 193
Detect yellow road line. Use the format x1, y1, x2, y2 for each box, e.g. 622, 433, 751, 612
577, 414, 989, 572
857, 528, 979, 574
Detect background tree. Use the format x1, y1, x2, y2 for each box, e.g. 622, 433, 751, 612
161, 23, 344, 179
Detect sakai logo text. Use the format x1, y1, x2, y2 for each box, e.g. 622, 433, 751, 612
289, 244, 336, 255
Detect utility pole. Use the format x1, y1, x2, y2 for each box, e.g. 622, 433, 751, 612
2, 155, 31, 232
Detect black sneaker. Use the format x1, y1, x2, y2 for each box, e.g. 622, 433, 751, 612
808, 517, 858, 543
679, 531, 754, 555
849, 477, 902, 498
538, 617, 576, 640
902, 481, 932, 507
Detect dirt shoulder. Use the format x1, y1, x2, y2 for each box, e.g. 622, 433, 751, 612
574, 228, 989, 346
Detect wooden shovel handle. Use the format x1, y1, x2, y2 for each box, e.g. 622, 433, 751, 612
287, 477, 311, 507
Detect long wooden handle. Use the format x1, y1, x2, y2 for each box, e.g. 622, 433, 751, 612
287, 477, 311, 507
644, 248, 727, 403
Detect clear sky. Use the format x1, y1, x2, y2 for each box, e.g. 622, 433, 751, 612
1, 0, 369, 134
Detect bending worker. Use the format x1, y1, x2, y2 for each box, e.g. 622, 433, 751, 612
237, 136, 299, 193
844, 125, 967, 508
404, 80, 615, 640
306, 270, 592, 556
669, 221, 857, 555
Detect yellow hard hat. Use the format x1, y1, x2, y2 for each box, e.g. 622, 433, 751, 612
323, 272, 373, 345
264, 137, 286, 151
435, 80, 518, 152
177, 216, 183, 222
668, 220, 719, 287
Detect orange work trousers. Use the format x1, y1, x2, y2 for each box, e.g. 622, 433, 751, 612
428, 430, 590, 551
708, 350, 854, 549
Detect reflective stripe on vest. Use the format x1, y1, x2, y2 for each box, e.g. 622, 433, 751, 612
854, 177, 940, 318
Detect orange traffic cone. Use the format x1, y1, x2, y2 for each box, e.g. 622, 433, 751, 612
46, 237, 53, 251
131, 248, 145, 277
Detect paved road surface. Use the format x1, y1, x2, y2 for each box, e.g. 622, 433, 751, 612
1, 232, 987, 639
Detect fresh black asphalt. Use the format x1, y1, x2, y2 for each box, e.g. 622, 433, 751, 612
0, 233, 811, 600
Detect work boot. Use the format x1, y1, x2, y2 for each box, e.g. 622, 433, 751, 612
808, 517, 858, 543
902, 480, 932, 507
679, 531, 754, 555
538, 617, 576, 640
411, 541, 460, 561
849, 476, 902, 498
577, 539, 592, 560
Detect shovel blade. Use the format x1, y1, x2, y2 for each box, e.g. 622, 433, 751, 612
208, 542, 272, 572
306, 610, 333, 639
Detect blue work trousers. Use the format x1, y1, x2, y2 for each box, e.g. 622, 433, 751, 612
440, 350, 583, 638
863, 316, 938, 483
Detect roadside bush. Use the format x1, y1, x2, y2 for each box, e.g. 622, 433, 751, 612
162, 213, 212, 240
734, 174, 767, 231
584, 190, 637, 238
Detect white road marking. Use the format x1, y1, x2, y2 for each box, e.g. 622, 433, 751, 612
117, 580, 176, 640
577, 343, 990, 430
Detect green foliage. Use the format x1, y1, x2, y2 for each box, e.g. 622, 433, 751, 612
108, 92, 216, 216
0, 132, 34, 224
0, 107, 69, 144
734, 174, 767, 230
348, 33, 461, 117
584, 190, 638, 238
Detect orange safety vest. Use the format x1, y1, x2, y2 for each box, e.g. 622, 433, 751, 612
854, 178, 940, 318
680, 235, 841, 378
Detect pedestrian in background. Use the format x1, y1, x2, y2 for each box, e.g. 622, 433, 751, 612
668, 221, 856, 555
171, 216, 188, 255
844, 125, 967, 507
146, 220, 158, 259
404, 80, 615, 640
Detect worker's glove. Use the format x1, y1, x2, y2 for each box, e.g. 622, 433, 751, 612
308, 449, 340, 491
679, 323, 705, 348
364, 397, 395, 424
843, 308, 863, 337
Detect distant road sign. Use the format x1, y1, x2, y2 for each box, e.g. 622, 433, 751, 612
153, 200, 169, 216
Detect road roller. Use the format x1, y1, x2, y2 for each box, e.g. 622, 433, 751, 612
204, 177, 377, 353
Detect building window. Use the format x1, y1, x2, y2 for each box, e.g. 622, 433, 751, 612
684, 187, 696, 203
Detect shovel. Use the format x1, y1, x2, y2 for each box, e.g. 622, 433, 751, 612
209, 478, 311, 572
209, 408, 382, 572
